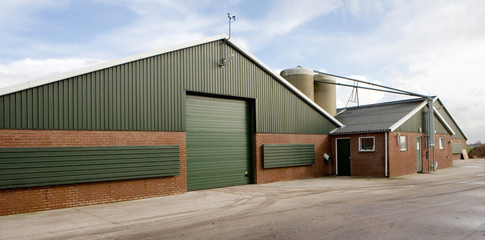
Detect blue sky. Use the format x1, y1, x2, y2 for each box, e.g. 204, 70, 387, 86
1, 0, 484, 143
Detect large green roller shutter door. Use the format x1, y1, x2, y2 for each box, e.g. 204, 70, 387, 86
186, 95, 251, 191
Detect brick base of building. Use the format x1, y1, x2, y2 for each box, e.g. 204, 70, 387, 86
388, 132, 452, 177
0, 129, 186, 216
1, 130, 334, 215
254, 133, 331, 184
329, 132, 454, 178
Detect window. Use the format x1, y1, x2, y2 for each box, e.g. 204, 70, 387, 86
359, 137, 375, 152
400, 136, 407, 151
439, 137, 444, 149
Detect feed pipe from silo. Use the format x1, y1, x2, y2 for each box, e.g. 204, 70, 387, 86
313, 70, 428, 98
313, 80, 425, 97
314, 70, 436, 172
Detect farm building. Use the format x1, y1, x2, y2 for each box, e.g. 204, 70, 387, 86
329, 98, 467, 177
0, 35, 467, 215
0, 35, 342, 215
277, 68, 467, 178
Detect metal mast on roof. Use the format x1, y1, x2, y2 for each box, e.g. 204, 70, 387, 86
221, 13, 236, 67
227, 13, 236, 39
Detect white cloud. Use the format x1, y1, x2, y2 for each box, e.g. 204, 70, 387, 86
344, 0, 391, 18
92, 0, 224, 55
346, 0, 485, 142
236, 0, 341, 51
0, 0, 66, 27
0, 58, 104, 88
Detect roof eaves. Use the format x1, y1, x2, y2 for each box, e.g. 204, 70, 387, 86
330, 129, 387, 136
388, 99, 428, 132
0, 34, 229, 96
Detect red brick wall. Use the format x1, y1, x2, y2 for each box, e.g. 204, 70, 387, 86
435, 134, 453, 169
330, 133, 386, 177
388, 132, 453, 177
254, 133, 331, 184
0, 129, 186, 216
388, 132, 425, 177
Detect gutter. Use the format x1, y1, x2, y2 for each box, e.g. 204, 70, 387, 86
385, 131, 389, 177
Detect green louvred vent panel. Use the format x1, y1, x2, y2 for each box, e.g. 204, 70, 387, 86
263, 144, 315, 168
0, 145, 179, 189
452, 143, 462, 154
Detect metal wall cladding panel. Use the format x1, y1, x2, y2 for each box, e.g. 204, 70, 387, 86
396, 108, 427, 133
434, 117, 451, 135
434, 101, 466, 139
186, 95, 250, 191
263, 144, 315, 168
0, 55, 183, 131
0, 40, 336, 134
396, 107, 451, 135
184, 41, 336, 134
0, 145, 179, 189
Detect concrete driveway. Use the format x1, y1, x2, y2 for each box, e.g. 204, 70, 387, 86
1, 159, 484, 240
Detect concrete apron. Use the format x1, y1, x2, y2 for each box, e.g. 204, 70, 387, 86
0, 159, 484, 240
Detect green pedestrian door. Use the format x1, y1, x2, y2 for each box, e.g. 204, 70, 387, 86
416, 137, 422, 172
337, 138, 351, 176
186, 95, 251, 191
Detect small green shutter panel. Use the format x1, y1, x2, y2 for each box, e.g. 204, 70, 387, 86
452, 143, 463, 154
263, 144, 315, 168
186, 95, 250, 191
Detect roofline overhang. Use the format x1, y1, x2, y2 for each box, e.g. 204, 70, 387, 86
0, 34, 344, 127
330, 129, 388, 136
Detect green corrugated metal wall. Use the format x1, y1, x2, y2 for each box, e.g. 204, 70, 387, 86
263, 144, 315, 168
186, 95, 250, 191
434, 101, 466, 139
0, 145, 179, 189
395, 108, 427, 133
0, 40, 336, 134
395, 107, 451, 135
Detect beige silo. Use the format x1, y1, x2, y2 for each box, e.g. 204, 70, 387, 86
314, 74, 337, 116
280, 68, 314, 101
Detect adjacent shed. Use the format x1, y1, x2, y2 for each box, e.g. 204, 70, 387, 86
330, 97, 466, 177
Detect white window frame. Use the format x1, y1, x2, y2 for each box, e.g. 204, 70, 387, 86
439, 137, 444, 149
400, 136, 407, 151
359, 136, 375, 152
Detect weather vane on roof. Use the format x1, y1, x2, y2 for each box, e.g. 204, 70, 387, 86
227, 13, 236, 39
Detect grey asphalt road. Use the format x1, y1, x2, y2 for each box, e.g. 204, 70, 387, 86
1, 159, 484, 240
